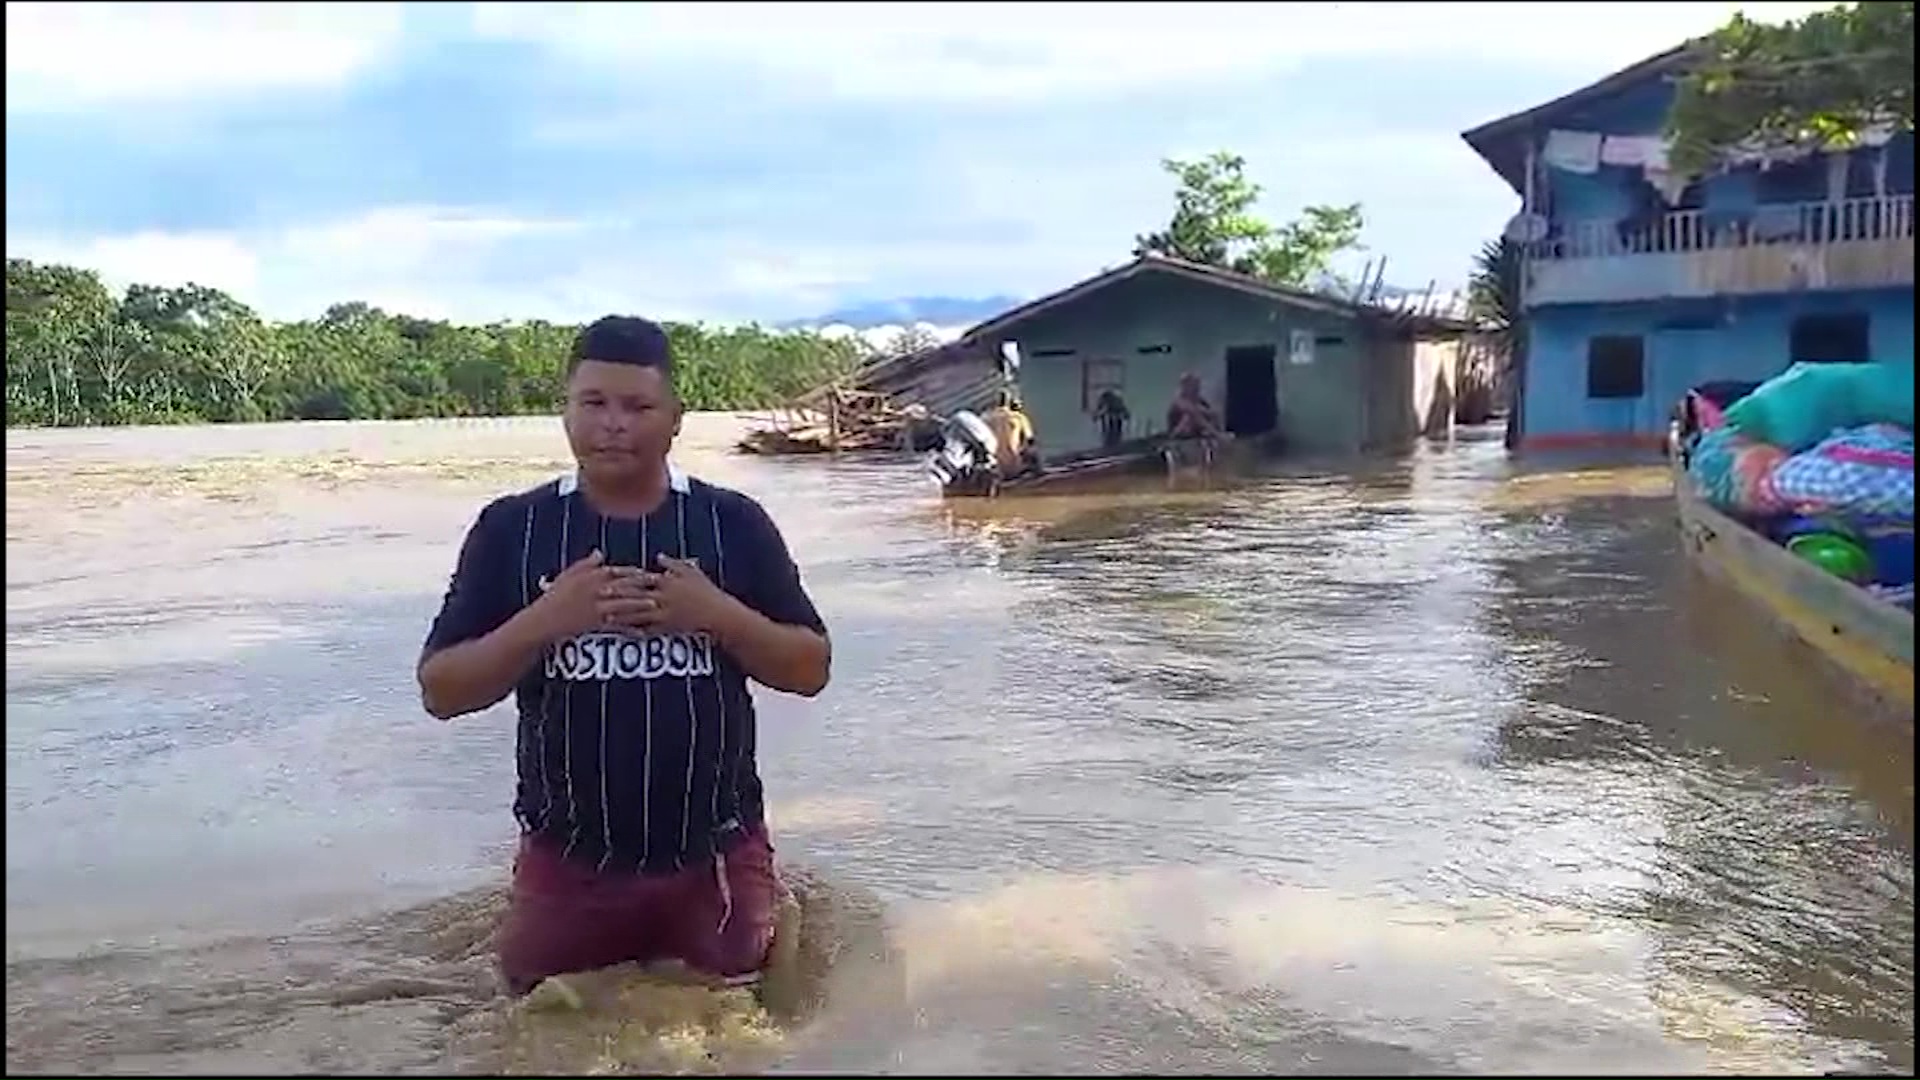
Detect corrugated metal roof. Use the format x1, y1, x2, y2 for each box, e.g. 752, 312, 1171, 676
956, 253, 1477, 347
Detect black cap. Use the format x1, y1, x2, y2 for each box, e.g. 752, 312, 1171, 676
570, 315, 672, 372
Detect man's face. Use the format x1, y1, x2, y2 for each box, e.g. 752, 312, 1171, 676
562, 359, 682, 482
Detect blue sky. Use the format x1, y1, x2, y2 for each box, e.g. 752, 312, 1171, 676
5, 1, 1829, 326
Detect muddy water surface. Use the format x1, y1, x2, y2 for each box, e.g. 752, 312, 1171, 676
5, 417, 1911, 1074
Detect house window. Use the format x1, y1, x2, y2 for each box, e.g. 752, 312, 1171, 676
1586, 335, 1645, 399
1081, 358, 1124, 411
1790, 312, 1871, 364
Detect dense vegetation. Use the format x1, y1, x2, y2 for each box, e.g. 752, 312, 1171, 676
3, 259, 870, 427
1667, 0, 1914, 177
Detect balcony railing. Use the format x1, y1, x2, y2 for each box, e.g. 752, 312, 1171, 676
1533, 194, 1914, 259
1525, 194, 1915, 305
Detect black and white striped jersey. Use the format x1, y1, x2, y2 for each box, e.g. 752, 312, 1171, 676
422, 466, 825, 874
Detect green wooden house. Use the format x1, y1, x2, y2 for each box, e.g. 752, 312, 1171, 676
955, 254, 1476, 463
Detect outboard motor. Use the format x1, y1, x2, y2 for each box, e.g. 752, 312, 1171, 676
925, 410, 1000, 491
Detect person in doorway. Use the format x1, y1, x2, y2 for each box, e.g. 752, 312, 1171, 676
1092, 387, 1131, 450
982, 389, 1039, 476
1165, 372, 1221, 441
416, 315, 831, 997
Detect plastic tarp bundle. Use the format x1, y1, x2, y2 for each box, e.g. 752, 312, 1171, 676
1722, 361, 1916, 453
1687, 425, 1791, 516
1770, 423, 1917, 520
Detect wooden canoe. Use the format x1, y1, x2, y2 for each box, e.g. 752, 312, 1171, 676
1673, 457, 1914, 720
971, 446, 1163, 497
950, 434, 1267, 499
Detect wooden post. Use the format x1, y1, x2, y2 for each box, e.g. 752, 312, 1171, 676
827, 387, 841, 455
1507, 140, 1538, 451
1519, 141, 1537, 310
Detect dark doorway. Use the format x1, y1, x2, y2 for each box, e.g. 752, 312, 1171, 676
1223, 344, 1279, 436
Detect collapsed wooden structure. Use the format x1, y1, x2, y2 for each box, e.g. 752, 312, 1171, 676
736, 340, 1005, 456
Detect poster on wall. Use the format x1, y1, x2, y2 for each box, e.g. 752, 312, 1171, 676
1289, 329, 1314, 366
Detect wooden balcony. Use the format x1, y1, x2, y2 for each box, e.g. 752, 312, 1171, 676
1525, 195, 1915, 307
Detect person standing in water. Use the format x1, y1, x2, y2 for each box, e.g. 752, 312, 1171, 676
416, 315, 831, 995
1165, 372, 1220, 441
981, 389, 1038, 476
1092, 387, 1131, 450
1163, 371, 1223, 478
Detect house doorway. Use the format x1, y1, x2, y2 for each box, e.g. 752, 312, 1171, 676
1223, 344, 1280, 436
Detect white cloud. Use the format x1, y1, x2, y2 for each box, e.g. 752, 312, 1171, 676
8, 206, 1053, 326
6, 203, 1016, 326
0, 131, 1498, 325
9, 230, 264, 299
4, 1, 405, 112
0, 132, 1585, 325
470, 1, 1834, 104
275, 207, 581, 277
3, 0, 1839, 115
4, 1, 1847, 325
7, 208, 592, 323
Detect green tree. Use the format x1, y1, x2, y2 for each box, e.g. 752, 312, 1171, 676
1466, 238, 1522, 332
6, 259, 122, 426
1467, 237, 1527, 448
1132, 152, 1365, 287
1666, 1, 1915, 177
880, 325, 943, 360
116, 284, 288, 423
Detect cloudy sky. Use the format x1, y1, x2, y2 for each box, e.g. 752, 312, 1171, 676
6, 1, 1829, 325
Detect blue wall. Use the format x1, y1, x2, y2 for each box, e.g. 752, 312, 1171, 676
1514, 70, 1916, 446
1522, 287, 1915, 443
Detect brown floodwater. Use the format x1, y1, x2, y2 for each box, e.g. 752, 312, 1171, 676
4, 416, 1912, 1075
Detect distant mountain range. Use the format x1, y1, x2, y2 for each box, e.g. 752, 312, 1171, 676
781, 295, 1023, 332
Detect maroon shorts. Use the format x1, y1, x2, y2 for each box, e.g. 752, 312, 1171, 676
496, 827, 780, 996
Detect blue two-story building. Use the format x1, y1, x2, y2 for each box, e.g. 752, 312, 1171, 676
1464, 46, 1914, 452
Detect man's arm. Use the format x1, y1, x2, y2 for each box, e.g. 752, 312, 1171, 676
713, 497, 831, 698
416, 502, 547, 720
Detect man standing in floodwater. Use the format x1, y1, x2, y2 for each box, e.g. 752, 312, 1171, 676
1165, 372, 1220, 441
416, 315, 831, 995
1093, 387, 1131, 450
982, 388, 1038, 476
